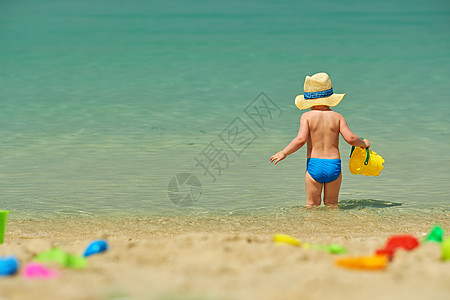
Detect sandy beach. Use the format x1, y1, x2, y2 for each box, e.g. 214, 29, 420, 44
1, 213, 449, 300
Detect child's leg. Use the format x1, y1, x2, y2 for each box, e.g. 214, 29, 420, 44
305, 171, 323, 206
323, 173, 342, 206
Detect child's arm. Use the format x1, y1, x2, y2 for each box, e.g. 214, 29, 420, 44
339, 115, 370, 148
270, 114, 309, 165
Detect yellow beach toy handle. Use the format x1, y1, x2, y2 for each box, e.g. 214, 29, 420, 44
349, 137, 370, 165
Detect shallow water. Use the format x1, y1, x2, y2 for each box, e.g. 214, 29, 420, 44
0, 0, 449, 218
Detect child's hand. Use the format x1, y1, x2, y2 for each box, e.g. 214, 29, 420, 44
363, 139, 370, 148
270, 152, 286, 165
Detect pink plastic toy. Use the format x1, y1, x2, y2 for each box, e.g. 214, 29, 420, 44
23, 263, 60, 279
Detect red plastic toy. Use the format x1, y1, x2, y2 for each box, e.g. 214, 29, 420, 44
375, 235, 419, 259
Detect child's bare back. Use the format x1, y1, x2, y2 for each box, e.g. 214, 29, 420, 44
303, 107, 341, 160
269, 73, 369, 207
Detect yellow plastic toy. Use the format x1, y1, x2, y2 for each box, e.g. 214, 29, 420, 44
335, 254, 388, 270
273, 234, 302, 247
349, 139, 384, 176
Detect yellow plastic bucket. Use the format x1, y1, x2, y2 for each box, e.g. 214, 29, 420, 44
349, 146, 384, 176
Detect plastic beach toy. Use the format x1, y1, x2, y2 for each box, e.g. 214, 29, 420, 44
0, 210, 10, 244
34, 248, 88, 269
83, 240, 108, 257
424, 225, 445, 243
23, 263, 60, 279
34, 248, 66, 266
335, 255, 388, 270
274, 234, 346, 254
0, 255, 19, 276
375, 235, 419, 259
442, 237, 450, 261
274, 234, 302, 246
313, 244, 347, 254
349, 141, 384, 176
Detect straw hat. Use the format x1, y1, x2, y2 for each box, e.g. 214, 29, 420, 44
295, 72, 345, 110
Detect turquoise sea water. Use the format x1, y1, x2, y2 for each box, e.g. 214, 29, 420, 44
0, 0, 449, 218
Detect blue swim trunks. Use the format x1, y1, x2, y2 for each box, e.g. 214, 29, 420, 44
306, 158, 341, 183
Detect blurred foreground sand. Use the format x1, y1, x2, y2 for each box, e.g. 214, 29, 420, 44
1, 215, 449, 300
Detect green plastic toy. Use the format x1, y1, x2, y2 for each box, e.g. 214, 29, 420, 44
442, 237, 450, 261
312, 244, 347, 254
0, 211, 10, 244
65, 253, 88, 269
424, 225, 445, 243
34, 248, 88, 269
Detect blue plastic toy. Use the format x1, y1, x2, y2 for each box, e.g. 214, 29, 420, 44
83, 240, 108, 257
0, 256, 19, 276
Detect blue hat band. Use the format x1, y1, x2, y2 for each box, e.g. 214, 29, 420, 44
304, 88, 333, 100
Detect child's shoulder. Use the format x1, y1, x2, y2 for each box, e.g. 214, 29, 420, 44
301, 110, 343, 119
